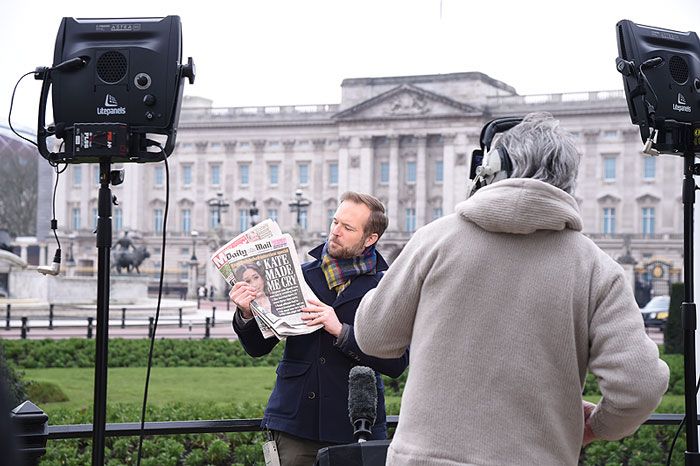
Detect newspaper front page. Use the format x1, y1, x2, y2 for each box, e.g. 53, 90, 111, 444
225, 234, 322, 339
211, 221, 322, 339
210, 219, 282, 338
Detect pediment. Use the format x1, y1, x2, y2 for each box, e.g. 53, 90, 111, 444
596, 193, 621, 203
333, 84, 481, 121
636, 193, 661, 203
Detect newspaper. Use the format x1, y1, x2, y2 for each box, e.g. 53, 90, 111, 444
211, 219, 282, 338
212, 222, 322, 339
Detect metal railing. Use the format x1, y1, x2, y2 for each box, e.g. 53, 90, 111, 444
9, 403, 689, 466
2, 303, 229, 340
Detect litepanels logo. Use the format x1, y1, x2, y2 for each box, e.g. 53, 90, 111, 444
105, 94, 118, 107
673, 92, 691, 113
97, 94, 126, 115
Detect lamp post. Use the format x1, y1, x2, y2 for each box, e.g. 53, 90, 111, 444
66, 232, 77, 267
249, 200, 260, 227
190, 230, 199, 261
188, 230, 199, 299
208, 192, 230, 228
288, 189, 310, 228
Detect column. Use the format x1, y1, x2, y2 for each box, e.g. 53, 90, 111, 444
338, 137, 350, 196
253, 139, 267, 210
282, 140, 296, 230
415, 134, 427, 226
122, 163, 141, 232
359, 136, 374, 194
442, 133, 457, 214
388, 135, 400, 231
312, 138, 326, 232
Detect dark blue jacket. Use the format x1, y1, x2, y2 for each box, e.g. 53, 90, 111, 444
232, 244, 409, 443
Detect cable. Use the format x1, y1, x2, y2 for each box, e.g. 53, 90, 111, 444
136, 147, 170, 465
50, 162, 62, 252
665, 376, 700, 466
8, 71, 39, 148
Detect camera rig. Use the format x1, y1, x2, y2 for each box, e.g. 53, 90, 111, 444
617, 19, 700, 464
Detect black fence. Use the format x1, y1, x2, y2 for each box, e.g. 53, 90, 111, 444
9, 400, 690, 466
2, 302, 230, 340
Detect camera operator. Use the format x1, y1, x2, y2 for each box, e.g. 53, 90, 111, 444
354, 112, 669, 465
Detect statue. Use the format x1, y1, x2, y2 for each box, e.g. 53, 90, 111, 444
112, 231, 150, 274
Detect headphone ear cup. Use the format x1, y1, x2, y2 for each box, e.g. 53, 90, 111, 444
498, 147, 513, 177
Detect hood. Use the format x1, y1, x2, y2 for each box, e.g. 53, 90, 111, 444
456, 178, 582, 235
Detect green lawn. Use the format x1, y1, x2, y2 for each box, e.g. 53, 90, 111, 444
23, 367, 405, 416
23, 367, 278, 411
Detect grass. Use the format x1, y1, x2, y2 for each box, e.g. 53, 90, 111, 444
23, 367, 278, 412
22, 367, 682, 420
23, 366, 404, 415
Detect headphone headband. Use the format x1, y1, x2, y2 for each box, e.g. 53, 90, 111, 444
479, 117, 523, 151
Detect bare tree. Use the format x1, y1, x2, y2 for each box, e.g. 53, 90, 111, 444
0, 135, 37, 237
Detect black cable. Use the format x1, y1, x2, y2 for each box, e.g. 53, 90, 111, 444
136, 148, 170, 465
8, 71, 39, 148
665, 376, 700, 466
50, 162, 62, 251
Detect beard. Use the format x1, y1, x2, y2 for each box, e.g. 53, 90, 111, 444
327, 237, 367, 259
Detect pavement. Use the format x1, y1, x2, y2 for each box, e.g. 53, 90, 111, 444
0, 299, 239, 340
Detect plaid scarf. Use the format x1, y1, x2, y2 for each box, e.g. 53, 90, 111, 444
320, 242, 377, 294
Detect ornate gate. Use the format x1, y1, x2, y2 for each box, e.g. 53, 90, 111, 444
635, 260, 681, 303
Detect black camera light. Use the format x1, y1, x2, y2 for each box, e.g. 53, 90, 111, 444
616, 20, 700, 154
36, 16, 195, 164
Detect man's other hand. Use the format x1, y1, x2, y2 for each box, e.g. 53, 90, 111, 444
302, 298, 342, 337
582, 400, 597, 446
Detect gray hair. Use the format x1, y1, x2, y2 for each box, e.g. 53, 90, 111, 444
495, 112, 580, 194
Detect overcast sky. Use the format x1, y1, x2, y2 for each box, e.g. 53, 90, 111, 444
2, 0, 699, 130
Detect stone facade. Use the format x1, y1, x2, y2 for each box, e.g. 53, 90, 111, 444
53, 72, 684, 295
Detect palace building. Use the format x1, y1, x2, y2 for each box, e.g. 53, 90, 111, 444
48, 72, 683, 298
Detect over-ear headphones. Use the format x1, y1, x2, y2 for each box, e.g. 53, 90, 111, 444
468, 117, 523, 197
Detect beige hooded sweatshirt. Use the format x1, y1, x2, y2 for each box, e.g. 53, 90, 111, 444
355, 178, 669, 466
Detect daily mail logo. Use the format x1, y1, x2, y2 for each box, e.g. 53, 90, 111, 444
97, 94, 126, 115
673, 92, 691, 113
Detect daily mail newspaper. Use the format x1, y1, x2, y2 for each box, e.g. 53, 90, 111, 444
211, 219, 282, 284
211, 219, 282, 338
212, 222, 322, 339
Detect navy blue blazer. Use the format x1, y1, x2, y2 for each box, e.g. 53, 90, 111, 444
232, 243, 409, 443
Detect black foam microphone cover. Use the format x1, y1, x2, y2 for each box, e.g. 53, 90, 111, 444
348, 365, 377, 441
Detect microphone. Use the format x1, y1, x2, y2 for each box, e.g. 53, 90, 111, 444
37, 249, 61, 276
348, 366, 377, 443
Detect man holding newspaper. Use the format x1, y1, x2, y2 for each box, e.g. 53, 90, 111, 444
227, 191, 409, 466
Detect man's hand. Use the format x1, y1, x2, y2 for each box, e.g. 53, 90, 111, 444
582, 400, 598, 446
229, 282, 257, 319
301, 298, 342, 337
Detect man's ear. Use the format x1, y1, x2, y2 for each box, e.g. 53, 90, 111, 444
364, 232, 379, 248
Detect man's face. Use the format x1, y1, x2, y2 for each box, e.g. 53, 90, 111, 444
327, 201, 377, 259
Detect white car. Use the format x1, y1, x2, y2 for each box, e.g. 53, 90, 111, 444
640, 295, 670, 330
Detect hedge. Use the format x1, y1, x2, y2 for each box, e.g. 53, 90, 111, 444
1, 339, 284, 368
36, 400, 689, 466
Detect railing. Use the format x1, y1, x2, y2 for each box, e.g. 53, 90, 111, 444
179, 104, 340, 123
9, 402, 690, 466
486, 90, 626, 107
1, 302, 231, 340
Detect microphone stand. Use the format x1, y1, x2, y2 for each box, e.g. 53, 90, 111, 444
682, 149, 700, 464
91, 161, 114, 466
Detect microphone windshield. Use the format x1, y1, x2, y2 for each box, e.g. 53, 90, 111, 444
348, 365, 377, 425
